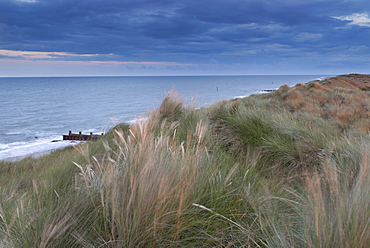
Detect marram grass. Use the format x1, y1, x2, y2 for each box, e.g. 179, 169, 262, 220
0, 87, 369, 247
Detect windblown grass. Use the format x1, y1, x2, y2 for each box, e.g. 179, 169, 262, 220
0, 79, 369, 247
300, 148, 370, 247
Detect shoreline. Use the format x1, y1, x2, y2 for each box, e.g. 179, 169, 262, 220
0, 141, 84, 162
0, 75, 325, 162
0, 90, 277, 162
3, 149, 57, 162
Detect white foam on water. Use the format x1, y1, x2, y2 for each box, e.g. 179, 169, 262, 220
0, 135, 75, 161
128, 117, 148, 125
316, 76, 330, 81
234, 95, 250, 99
5, 131, 23, 135
0, 143, 10, 150
0, 141, 28, 150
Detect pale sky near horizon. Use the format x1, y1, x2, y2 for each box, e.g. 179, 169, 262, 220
0, 0, 370, 77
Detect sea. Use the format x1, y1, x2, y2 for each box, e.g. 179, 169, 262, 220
0, 75, 329, 160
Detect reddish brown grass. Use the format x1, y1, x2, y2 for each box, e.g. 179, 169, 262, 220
268, 74, 370, 133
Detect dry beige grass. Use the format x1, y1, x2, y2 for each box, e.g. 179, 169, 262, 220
267, 74, 370, 133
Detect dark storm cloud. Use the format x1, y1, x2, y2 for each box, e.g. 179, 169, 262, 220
1, 0, 370, 73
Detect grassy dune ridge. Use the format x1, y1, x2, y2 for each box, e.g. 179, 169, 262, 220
0, 74, 369, 247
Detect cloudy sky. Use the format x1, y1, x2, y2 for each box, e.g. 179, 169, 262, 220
0, 0, 369, 77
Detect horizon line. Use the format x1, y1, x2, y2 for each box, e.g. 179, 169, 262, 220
0, 73, 336, 79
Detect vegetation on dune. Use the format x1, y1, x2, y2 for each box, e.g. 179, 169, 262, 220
0, 74, 369, 247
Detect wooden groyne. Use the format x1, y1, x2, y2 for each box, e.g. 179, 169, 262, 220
63, 130, 104, 141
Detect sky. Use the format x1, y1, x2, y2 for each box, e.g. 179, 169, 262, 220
0, 0, 370, 77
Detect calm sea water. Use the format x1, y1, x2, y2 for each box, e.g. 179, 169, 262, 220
0, 75, 328, 160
